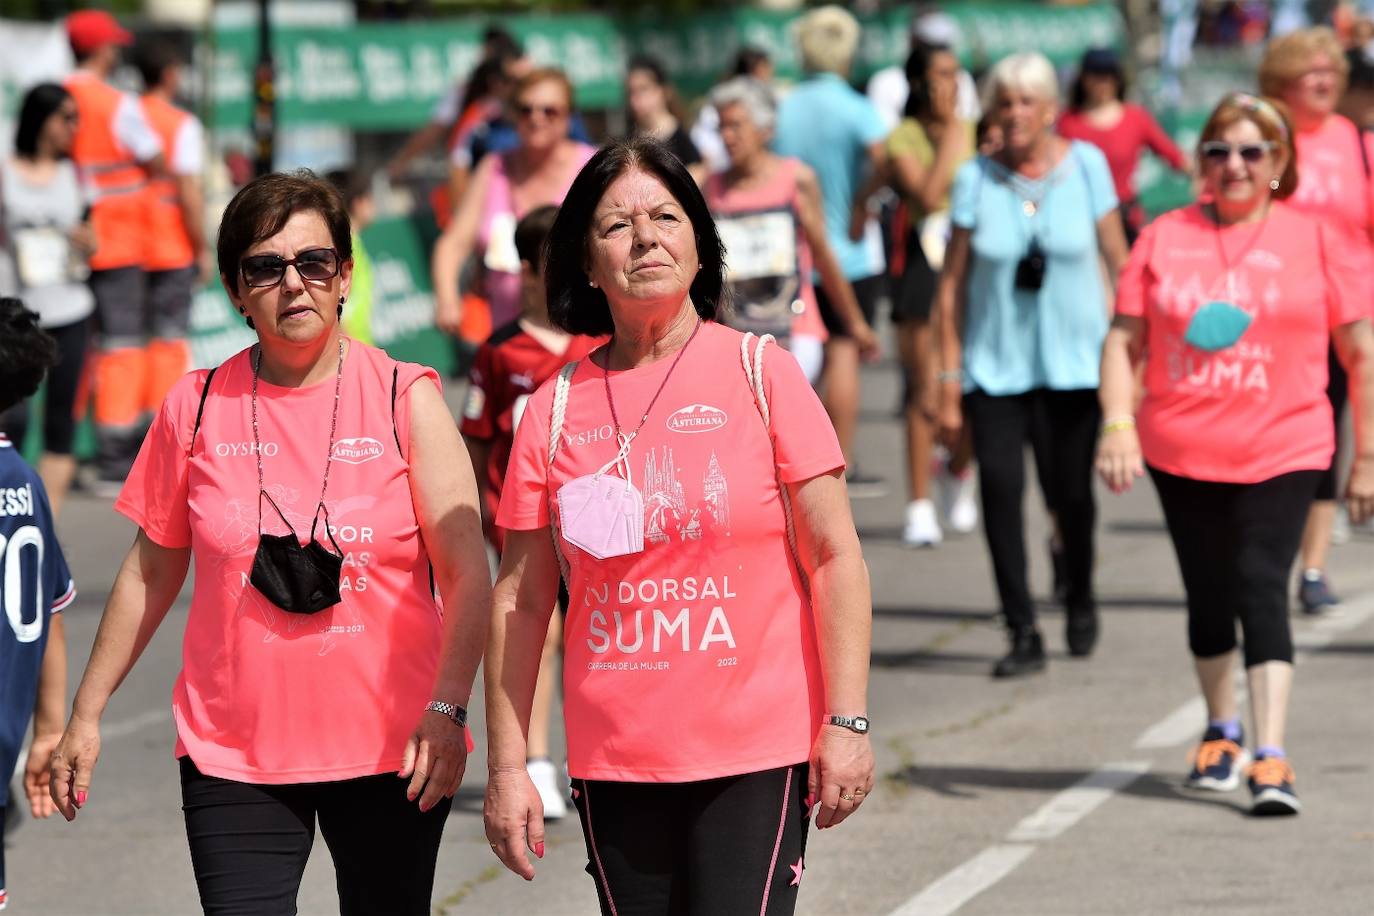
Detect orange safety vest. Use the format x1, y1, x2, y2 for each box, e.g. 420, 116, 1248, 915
139, 94, 196, 271
65, 73, 151, 271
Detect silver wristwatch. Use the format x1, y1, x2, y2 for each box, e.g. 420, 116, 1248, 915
824, 714, 870, 734
425, 700, 468, 728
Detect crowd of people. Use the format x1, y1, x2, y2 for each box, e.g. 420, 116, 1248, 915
2, 4, 1373, 914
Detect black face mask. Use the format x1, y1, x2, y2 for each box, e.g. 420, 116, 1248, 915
250, 492, 343, 614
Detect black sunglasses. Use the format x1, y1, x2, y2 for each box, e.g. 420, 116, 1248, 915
1200, 141, 1275, 164
516, 103, 566, 120
240, 247, 340, 288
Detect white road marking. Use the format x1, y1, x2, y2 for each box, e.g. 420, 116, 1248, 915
1133, 697, 1206, 750
1005, 762, 1151, 843
889, 844, 1035, 916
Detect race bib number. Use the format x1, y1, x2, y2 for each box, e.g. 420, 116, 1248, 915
13, 227, 74, 288
483, 212, 521, 274
716, 210, 798, 282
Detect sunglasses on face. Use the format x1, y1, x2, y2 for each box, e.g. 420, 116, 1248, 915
240, 247, 340, 288
517, 103, 566, 120
1200, 141, 1275, 164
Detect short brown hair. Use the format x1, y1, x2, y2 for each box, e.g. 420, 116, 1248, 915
1258, 27, 1349, 97
217, 170, 352, 294
1197, 93, 1299, 200
513, 68, 575, 111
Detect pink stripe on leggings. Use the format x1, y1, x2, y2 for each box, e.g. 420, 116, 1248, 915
759, 765, 794, 916
583, 784, 619, 916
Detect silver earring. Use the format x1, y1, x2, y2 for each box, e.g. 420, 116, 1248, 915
1270, 177, 1280, 190
589, 279, 597, 288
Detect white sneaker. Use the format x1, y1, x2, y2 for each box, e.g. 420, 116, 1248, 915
902, 499, 942, 547
942, 468, 979, 534
527, 759, 567, 820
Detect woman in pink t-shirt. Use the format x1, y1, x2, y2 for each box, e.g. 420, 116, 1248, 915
483, 138, 873, 913
1097, 94, 1374, 818
1258, 27, 1374, 615
47, 173, 493, 913
431, 68, 597, 336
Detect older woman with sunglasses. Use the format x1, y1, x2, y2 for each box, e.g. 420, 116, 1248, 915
49, 171, 493, 913
1098, 93, 1374, 817
432, 68, 597, 338
1258, 28, 1374, 615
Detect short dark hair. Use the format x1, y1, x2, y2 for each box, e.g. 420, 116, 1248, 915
515, 204, 559, 269
217, 170, 353, 294
544, 138, 726, 337
0, 298, 59, 414
14, 83, 73, 159
324, 168, 371, 212
135, 38, 185, 91
732, 46, 771, 78
1070, 48, 1126, 110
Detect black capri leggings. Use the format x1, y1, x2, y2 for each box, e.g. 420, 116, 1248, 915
570, 763, 810, 916
1317, 345, 1348, 502
0, 318, 88, 455
179, 757, 451, 916
1150, 466, 1320, 667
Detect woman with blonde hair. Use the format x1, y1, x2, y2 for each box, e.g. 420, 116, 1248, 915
1259, 26, 1374, 614
1099, 92, 1374, 815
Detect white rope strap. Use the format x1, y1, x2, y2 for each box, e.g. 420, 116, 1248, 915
739, 333, 810, 596
546, 361, 578, 583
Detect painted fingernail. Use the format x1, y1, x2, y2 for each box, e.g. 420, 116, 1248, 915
804, 793, 816, 809
76, 790, 87, 805
534, 842, 545, 858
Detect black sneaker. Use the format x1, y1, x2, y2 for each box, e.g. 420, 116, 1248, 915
1297, 570, 1338, 616
993, 628, 1046, 678
1065, 606, 1099, 657
1248, 755, 1301, 816
1185, 726, 1249, 792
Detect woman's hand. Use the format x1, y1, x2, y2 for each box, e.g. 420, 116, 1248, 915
852, 320, 882, 362
399, 710, 469, 812
1346, 454, 1374, 525
930, 77, 960, 126
484, 765, 546, 881
25, 732, 62, 818
1096, 426, 1144, 494
68, 223, 97, 256
808, 725, 875, 829
49, 714, 100, 821
937, 381, 963, 450
435, 293, 464, 338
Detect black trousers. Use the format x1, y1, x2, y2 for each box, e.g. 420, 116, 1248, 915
965, 388, 1101, 631
1150, 467, 1319, 667
179, 757, 451, 916
0, 317, 89, 455
570, 763, 810, 916
1316, 345, 1348, 501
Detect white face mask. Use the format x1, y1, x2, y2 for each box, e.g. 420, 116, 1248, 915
556, 433, 645, 560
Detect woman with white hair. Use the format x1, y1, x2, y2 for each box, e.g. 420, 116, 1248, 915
935, 52, 1129, 678
704, 76, 877, 383
776, 4, 890, 489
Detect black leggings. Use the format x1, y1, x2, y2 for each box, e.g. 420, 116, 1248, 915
1150, 467, 1320, 667
1317, 345, 1347, 501
965, 388, 1101, 630
179, 757, 451, 916
570, 763, 810, 916
0, 318, 88, 455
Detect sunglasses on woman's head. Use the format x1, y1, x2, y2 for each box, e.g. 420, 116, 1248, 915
240, 247, 340, 288
517, 103, 565, 120
1200, 141, 1274, 164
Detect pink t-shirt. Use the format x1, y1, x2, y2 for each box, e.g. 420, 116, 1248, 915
496, 321, 844, 782
116, 341, 450, 784
1289, 114, 1374, 239
1116, 203, 1372, 483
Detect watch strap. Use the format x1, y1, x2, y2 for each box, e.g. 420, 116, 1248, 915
425, 700, 468, 728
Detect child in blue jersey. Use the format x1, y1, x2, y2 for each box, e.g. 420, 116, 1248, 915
0, 298, 74, 911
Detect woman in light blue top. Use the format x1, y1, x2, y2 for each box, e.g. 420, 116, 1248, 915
935, 52, 1129, 678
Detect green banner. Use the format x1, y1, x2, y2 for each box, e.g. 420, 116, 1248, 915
207, 3, 1125, 130
190, 213, 453, 374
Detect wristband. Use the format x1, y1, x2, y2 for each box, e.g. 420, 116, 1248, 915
1101, 417, 1136, 435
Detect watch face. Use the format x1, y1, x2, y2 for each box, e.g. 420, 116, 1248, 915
854, 717, 869, 733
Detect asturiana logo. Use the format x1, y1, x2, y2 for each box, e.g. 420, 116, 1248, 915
331, 437, 385, 464
666, 404, 728, 434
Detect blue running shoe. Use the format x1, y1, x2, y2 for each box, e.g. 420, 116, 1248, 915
1248, 755, 1301, 816
1185, 726, 1249, 792
1298, 570, 1338, 616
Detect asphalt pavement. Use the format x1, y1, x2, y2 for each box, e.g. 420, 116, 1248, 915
6, 355, 1373, 916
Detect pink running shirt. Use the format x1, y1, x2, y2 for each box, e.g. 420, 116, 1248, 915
116, 341, 450, 783
1289, 114, 1374, 239
1115, 203, 1373, 483
497, 322, 845, 782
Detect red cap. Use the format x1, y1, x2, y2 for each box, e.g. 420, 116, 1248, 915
66, 10, 133, 56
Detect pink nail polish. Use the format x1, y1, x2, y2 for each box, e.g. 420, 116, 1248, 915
76, 790, 87, 805
535, 842, 545, 858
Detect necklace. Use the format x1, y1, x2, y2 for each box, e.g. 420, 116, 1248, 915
252, 338, 346, 525
601, 317, 702, 446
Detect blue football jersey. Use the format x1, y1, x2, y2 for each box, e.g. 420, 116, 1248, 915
0, 435, 74, 775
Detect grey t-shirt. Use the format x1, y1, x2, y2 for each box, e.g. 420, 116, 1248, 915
0, 158, 95, 328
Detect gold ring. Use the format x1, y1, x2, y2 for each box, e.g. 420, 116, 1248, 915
854, 788, 866, 796
840, 793, 855, 801
489, 843, 499, 850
